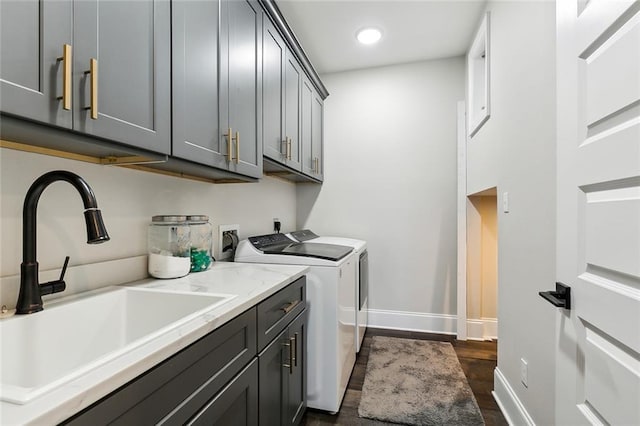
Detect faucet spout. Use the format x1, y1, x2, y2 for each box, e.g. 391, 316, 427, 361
16, 170, 110, 314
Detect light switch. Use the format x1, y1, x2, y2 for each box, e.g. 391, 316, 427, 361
503, 192, 509, 213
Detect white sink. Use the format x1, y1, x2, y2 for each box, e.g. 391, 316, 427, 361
0, 286, 235, 404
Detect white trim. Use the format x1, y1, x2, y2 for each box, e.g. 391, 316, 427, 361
457, 100, 468, 341
467, 317, 498, 341
367, 309, 457, 335
493, 367, 535, 426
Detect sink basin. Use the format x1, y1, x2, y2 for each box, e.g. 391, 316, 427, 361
0, 286, 235, 404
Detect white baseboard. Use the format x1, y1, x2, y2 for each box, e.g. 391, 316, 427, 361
493, 367, 535, 426
367, 308, 457, 335
467, 317, 497, 341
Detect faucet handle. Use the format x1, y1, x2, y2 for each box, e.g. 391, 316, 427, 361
40, 256, 69, 296
59, 256, 70, 281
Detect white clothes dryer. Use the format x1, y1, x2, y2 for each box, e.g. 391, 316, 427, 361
289, 230, 368, 353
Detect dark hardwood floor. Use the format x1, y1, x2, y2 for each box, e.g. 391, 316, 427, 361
302, 328, 508, 426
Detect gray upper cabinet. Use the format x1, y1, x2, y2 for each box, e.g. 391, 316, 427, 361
0, 0, 73, 129
284, 51, 302, 171
220, 0, 262, 178
0, 0, 171, 155
172, 0, 225, 168
301, 76, 323, 181
311, 91, 324, 181
262, 17, 301, 172
173, 0, 262, 179
263, 18, 286, 163
300, 77, 314, 176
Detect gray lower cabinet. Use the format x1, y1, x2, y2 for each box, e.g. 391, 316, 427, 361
61, 308, 257, 425
172, 0, 262, 179
257, 279, 307, 426
60, 277, 307, 426
0, 0, 171, 155
189, 359, 258, 426
258, 312, 306, 426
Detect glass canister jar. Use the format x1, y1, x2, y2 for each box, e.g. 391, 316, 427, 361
148, 215, 191, 279
186, 215, 213, 272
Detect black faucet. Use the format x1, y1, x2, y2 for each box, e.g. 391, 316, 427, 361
16, 170, 110, 314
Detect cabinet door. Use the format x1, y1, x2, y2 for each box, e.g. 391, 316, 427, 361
189, 359, 258, 426
300, 77, 314, 176
0, 0, 72, 128
286, 312, 307, 426
262, 18, 286, 162
172, 0, 228, 169
283, 50, 302, 170
73, 0, 171, 154
220, 0, 262, 178
311, 92, 324, 181
258, 329, 287, 426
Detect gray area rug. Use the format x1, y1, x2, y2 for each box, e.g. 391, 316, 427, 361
358, 336, 485, 425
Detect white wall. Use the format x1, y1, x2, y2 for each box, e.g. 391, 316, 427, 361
465, 2, 557, 425
0, 147, 297, 308
297, 57, 465, 331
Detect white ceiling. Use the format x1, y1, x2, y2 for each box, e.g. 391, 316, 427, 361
276, 0, 488, 74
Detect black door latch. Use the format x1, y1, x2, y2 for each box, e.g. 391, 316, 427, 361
539, 282, 571, 310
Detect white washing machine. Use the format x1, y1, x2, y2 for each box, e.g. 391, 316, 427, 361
234, 233, 357, 413
289, 230, 368, 353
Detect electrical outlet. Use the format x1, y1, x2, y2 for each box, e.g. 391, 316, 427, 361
520, 358, 528, 388
218, 224, 239, 261
273, 217, 281, 233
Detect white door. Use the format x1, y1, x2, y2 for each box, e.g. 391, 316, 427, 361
555, 0, 640, 424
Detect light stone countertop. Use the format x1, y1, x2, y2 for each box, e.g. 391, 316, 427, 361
0, 261, 308, 425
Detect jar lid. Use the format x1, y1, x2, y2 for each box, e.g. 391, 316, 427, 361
186, 215, 209, 222
152, 215, 187, 223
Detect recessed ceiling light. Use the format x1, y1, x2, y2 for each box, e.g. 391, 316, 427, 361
356, 28, 382, 45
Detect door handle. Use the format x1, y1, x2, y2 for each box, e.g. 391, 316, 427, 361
539, 282, 571, 310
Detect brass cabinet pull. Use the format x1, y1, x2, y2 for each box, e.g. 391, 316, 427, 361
56, 44, 72, 110
281, 138, 288, 157
282, 340, 294, 374
84, 58, 98, 119
292, 332, 298, 367
281, 299, 301, 314
224, 128, 233, 162
314, 157, 319, 174
234, 131, 240, 164
287, 137, 292, 160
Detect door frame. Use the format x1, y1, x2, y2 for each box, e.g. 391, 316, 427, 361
456, 100, 468, 340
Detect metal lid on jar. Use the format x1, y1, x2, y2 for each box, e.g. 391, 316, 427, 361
186, 215, 209, 223
152, 215, 187, 223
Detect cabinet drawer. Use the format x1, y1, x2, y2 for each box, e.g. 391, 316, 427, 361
63, 308, 257, 425
257, 277, 306, 352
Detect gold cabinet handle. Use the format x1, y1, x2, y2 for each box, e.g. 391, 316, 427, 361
281, 299, 301, 314
292, 332, 298, 367
282, 340, 294, 374
234, 131, 240, 164
56, 44, 72, 110
224, 128, 233, 162
84, 58, 98, 119
287, 137, 292, 160
281, 138, 287, 157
